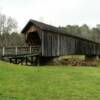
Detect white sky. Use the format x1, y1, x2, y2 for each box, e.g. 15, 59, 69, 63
0, 0, 100, 31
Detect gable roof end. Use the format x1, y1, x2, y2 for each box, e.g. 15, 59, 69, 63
21, 19, 65, 34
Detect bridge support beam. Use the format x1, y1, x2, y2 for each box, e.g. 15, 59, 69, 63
34, 56, 40, 66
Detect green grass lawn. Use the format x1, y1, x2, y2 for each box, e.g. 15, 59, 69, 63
0, 61, 100, 100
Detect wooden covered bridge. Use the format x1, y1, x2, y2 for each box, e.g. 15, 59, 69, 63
1, 19, 100, 65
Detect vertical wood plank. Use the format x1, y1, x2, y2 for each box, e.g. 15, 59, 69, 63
15, 47, 18, 55
41, 31, 44, 56
3, 47, 5, 56
30, 46, 32, 54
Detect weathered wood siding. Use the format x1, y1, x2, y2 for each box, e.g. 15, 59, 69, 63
75, 38, 100, 55
39, 30, 100, 57
42, 31, 58, 56
24, 24, 100, 57
40, 31, 76, 56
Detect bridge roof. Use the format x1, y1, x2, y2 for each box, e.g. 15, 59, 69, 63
21, 19, 100, 44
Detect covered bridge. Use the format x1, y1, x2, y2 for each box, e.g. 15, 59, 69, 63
21, 19, 100, 64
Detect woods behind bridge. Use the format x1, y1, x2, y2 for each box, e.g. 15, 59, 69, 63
0, 32, 26, 47
59, 24, 100, 43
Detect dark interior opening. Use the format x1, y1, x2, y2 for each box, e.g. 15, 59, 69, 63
26, 31, 41, 46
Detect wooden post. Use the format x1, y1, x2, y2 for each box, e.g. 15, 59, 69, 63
15, 47, 18, 55
9, 58, 12, 63
41, 32, 44, 56
2, 47, 5, 56
15, 58, 17, 64
30, 46, 32, 54
31, 56, 34, 65
20, 57, 24, 65
57, 34, 60, 56
25, 56, 28, 65
34, 55, 39, 66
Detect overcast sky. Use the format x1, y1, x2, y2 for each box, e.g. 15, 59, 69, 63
0, 0, 100, 31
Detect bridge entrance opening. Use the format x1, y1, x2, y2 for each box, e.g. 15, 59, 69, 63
26, 31, 41, 46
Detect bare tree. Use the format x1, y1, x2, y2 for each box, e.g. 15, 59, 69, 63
0, 12, 17, 34
0, 12, 18, 46
5, 17, 18, 33
0, 13, 6, 34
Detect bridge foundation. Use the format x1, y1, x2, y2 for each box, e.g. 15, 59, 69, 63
38, 57, 59, 65
98, 55, 100, 59
85, 55, 98, 61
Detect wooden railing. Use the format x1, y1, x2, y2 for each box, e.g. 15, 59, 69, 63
0, 46, 41, 56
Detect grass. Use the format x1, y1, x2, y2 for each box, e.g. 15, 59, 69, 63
0, 61, 100, 99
